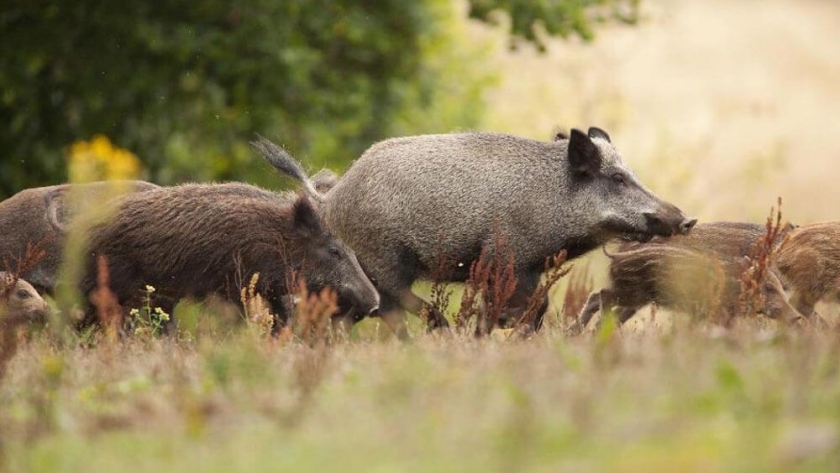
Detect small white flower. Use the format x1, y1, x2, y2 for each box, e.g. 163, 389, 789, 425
154, 307, 170, 321
129, 308, 140, 317
145, 285, 156, 293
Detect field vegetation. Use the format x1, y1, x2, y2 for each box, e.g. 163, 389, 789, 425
3, 0, 840, 471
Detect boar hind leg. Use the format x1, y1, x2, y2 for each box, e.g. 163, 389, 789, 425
376, 292, 409, 339
506, 271, 549, 332
593, 291, 637, 330
567, 290, 606, 335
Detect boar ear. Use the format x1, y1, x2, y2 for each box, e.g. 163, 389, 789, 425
568, 128, 602, 176
292, 195, 322, 235
588, 127, 611, 143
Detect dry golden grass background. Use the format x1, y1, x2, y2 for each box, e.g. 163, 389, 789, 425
463, 0, 840, 329
479, 0, 840, 223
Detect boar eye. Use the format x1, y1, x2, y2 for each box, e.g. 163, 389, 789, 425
329, 247, 342, 258
16, 290, 31, 299
611, 173, 627, 186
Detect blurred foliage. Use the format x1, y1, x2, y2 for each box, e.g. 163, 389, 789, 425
0, 0, 637, 198
468, 0, 639, 46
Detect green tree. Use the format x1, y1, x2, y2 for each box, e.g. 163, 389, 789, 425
469, 0, 639, 46
0, 0, 638, 198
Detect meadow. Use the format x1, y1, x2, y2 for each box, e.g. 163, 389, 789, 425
3, 0, 840, 471
2, 317, 840, 472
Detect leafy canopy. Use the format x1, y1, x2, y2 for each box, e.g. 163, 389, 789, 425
0, 0, 637, 198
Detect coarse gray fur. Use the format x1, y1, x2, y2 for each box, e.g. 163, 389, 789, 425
312, 169, 340, 194
253, 129, 696, 335
0, 180, 159, 295
78, 182, 379, 332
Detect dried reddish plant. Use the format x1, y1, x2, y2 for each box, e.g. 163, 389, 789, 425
738, 197, 786, 320
518, 250, 571, 330
462, 229, 518, 337
422, 253, 454, 331
89, 256, 123, 343
291, 279, 339, 347
1, 235, 50, 281
454, 245, 486, 331
0, 300, 28, 382
484, 236, 518, 332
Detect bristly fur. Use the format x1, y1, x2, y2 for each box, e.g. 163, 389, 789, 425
78, 182, 378, 332
571, 220, 801, 333
775, 220, 840, 319
0, 180, 158, 295
255, 131, 693, 334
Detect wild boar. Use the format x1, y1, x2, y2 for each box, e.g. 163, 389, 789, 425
0, 271, 50, 324
78, 182, 379, 331
312, 169, 339, 194
569, 242, 801, 333
0, 180, 159, 295
253, 129, 696, 335
774, 222, 840, 318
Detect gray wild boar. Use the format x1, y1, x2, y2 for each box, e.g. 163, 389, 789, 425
1, 271, 50, 324
774, 222, 840, 318
569, 242, 801, 333
0, 180, 159, 295
312, 169, 340, 194
78, 183, 379, 331
253, 129, 696, 335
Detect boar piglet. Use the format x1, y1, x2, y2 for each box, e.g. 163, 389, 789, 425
569, 243, 800, 333
775, 222, 840, 318
1, 271, 50, 324
253, 129, 696, 336
0, 180, 159, 295
78, 183, 379, 332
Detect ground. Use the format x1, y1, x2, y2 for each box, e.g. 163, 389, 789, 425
2, 320, 839, 472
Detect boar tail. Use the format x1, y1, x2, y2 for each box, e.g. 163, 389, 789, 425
251, 135, 325, 203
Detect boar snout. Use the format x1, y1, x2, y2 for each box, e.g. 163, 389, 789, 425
680, 217, 698, 235
643, 208, 696, 237
339, 283, 380, 317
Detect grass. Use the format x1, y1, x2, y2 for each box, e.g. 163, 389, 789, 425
4, 0, 840, 470
2, 322, 840, 472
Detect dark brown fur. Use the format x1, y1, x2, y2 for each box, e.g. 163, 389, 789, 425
0, 180, 159, 295
570, 241, 800, 333
78, 183, 378, 331
644, 221, 797, 257
774, 222, 840, 317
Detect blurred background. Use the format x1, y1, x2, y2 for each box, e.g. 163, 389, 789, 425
2, 0, 839, 225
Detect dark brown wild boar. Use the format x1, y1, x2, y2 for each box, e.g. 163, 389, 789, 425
0, 180, 159, 295
78, 183, 379, 332
569, 242, 801, 333
645, 221, 798, 258
1, 271, 50, 324
774, 222, 840, 318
